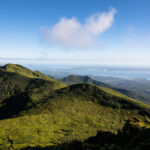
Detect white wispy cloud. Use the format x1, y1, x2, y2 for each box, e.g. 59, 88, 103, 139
42, 8, 116, 48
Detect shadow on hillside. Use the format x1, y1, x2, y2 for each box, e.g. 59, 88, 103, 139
20, 141, 83, 150
20, 118, 150, 150
0, 93, 31, 120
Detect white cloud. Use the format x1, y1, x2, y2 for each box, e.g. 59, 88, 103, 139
42, 8, 116, 48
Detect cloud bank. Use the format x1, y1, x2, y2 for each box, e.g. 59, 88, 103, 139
42, 8, 116, 48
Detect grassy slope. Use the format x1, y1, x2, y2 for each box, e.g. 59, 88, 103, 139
21, 83, 150, 115
0, 83, 150, 149
0, 101, 146, 150
99, 86, 150, 110
44, 117, 150, 150
0, 64, 150, 149
60, 75, 145, 103
0, 64, 67, 119
93, 76, 150, 104
1, 64, 66, 87
2, 64, 55, 81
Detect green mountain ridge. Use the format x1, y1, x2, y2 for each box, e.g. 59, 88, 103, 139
0, 64, 67, 119
60, 75, 148, 103
0, 64, 150, 149
92, 75, 150, 104
1, 64, 66, 84
61, 75, 112, 88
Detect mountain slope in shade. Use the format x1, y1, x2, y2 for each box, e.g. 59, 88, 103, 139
1, 64, 63, 82
92, 75, 150, 104
0, 64, 67, 119
61, 75, 112, 88
0, 64, 150, 149
60, 75, 148, 104
21, 83, 150, 116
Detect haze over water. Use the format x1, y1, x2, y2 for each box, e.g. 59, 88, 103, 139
23, 64, 150, 80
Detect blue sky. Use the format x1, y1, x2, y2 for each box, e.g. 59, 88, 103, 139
0, 0, 150, 66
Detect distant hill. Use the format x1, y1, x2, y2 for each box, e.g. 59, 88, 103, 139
0, 64, 150, 150
60, 75, 147, 103
61, 75, 112, 88
92, 75, 150, 104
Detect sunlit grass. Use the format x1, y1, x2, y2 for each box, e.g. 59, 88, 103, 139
0, 100, 145, 149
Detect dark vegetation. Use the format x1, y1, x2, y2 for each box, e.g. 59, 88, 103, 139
61, 75, 112, 88
0, 64, 150, 149
60, 75, 150, 104
24, 83, 150, 115
18, 117, 150, 150
92, 76, 150, 104
0, 64, 66, 119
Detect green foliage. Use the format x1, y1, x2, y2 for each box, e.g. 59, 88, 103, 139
0, 101, 145, 150
0, 64, 67, 119
2, 64, 55, 81
8, 117, 150, 150
61, 75, 112, 88
0, 64, 150, 149
1, 63, 66, 87
60, 74, 149, 104
93, 76, 150, 104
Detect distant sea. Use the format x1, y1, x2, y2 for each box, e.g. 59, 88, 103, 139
24, 64, 150, 80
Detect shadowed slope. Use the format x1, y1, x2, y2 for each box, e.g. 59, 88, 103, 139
21, 83, 150, 117
0, 64, 67, 119
0, 64, 150, 149
61, 75, 148, 103
1, 64, 66, 86
61, 75, 112, 88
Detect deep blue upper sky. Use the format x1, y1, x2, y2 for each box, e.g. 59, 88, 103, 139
0, 0, 150, 66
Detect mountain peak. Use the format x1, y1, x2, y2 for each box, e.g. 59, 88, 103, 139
3, 63, 27, 70
1, 64, 53, 81
2, 63, 34, 74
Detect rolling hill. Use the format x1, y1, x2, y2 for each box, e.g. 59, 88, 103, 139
60, 75, 112, 88
0, 64, 67, 119
0, 64, 150, 150
60, 75, 147, 103
92, 75, 150, 104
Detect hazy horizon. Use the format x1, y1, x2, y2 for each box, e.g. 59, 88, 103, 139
0, 0, 150, 66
